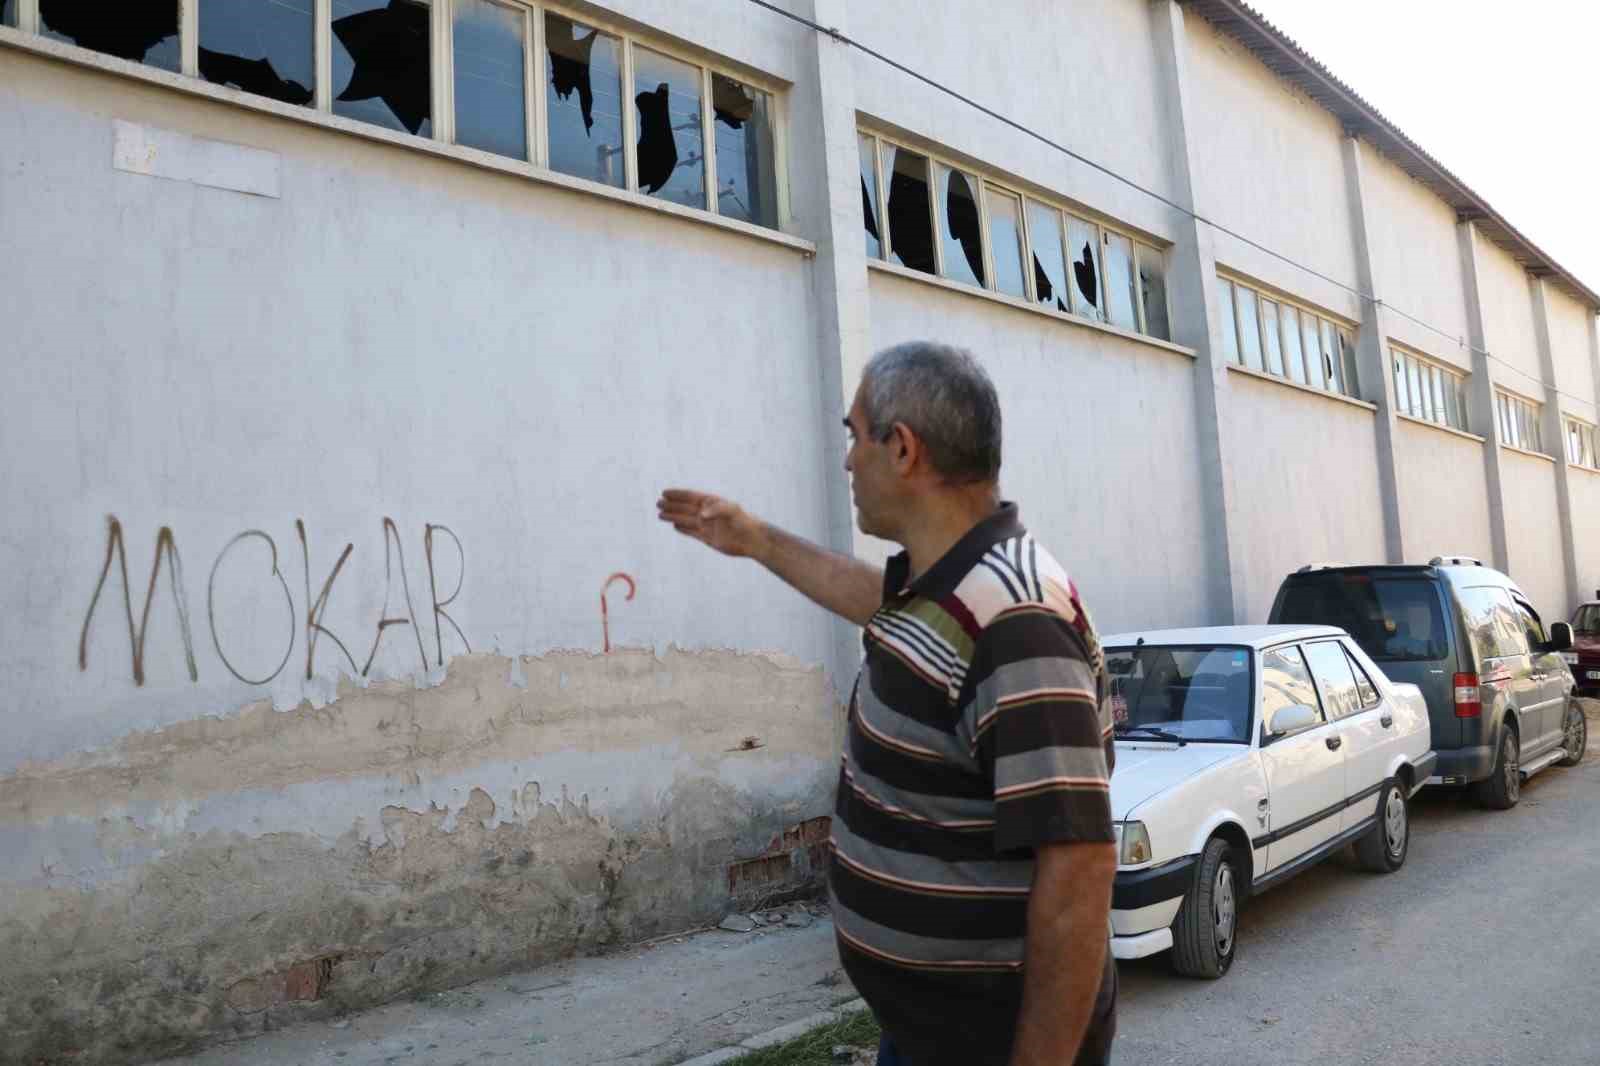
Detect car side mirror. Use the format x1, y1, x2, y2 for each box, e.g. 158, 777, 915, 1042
1550, 622, 1574, 652
1267, 704, 1319, 738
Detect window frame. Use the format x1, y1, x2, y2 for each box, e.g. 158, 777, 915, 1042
1259, 642, 1327, 745
1301, 638, 1365, 722
1390, 345, 1470, 433
1565, 415, 1599, 470
1494, 388, 1544, 454
859, 128, 1170, 340
1216, 272, 1359, 399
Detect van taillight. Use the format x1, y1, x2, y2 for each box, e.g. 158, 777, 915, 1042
1454, 673, 1481, 718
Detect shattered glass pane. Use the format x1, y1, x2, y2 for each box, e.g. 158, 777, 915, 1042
860, 134, 881, 258
1027, 200, 1069, 314
1259, 298, 1285, 377
1103, 230, 1137, 330
545, 13, 623, 187
42, 0, 180, 71
1340, 329, 1359, 398
986, 189, 1026, 298
1216, 279, 1240, 364
1235, 286, 1264, 372
199, 0, 315, 107
1066, 215, 1104, 322
1457, 382, 1470, 433
1392, 353, 1409, 414
936, 164, 984, 287
453, 0, 526, 160
633, 47, 705, 208
1137, 244, 1169, 340
1321, 319, 1342, 394
1282, 308, 1307, 384
1302, 312, 1326, 389
1443, 368, 1461, 429
332, 0, 432, 136
883, 144, 935, 274
711, 74, 777, 228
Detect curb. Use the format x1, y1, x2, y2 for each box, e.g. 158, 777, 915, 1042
675, 997, 870, 1066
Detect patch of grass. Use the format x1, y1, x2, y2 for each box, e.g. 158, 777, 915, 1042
721, 1009, 880, 1066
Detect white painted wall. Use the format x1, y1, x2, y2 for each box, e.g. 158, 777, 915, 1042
1363, 148, 1473, 373
1546, 288, 1598, 420
1500, 452, 1567, 614
1393, 420, 1494, 564
1477, 241, 1545, 389
867, 271, 1215, 632
1570, 471, 1600, 600
1223, 373, 1388, 621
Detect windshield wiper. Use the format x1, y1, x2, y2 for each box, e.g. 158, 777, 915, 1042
1115, 725, 1187, 746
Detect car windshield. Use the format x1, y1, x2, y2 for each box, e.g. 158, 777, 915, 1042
1105, 645, 1254, 744
1275, 574, 1447, 662
1573, 605, 1600, 635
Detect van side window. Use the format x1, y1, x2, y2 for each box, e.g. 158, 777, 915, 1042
1343, 647, 1380, 708
1457, 586, 1528, 659
1513, 600, 1546, 651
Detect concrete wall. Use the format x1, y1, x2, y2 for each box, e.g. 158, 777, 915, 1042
0, 44, 841, 1063
1571, 470, 1600, 599
1393, 420, 1495, 565
1548, 287, 1599, 419
1500, 452, 1567, 613
1477, 241, 1545, 389
1223, 373, 1387, 621
867, 272, 1214, 632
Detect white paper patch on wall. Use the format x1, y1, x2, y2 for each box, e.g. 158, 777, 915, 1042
112, 120, 280, 199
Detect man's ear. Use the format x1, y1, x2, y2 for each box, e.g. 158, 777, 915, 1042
888, 422, 919, 473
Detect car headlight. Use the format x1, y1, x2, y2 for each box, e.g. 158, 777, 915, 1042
1117, 821, 1152, 865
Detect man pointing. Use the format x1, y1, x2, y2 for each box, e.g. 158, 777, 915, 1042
657, 341, 1117, 1066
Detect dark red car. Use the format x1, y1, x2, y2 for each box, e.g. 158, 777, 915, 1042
1570, 601, 1600, 698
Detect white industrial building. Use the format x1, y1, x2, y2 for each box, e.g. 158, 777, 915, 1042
1, 0, 1596, 1060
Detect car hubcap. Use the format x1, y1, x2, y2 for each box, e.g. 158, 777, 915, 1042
1567, 707, 1586, 757
1213, 863, 1235, 956
1385, 788, 1406, 857
1506, 738, 1520, 801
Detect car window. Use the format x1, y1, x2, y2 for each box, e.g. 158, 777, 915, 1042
1572, 604, 1600, 634
1303, 640, 1363, 720
1104, 645, 1254, 743
1457, 586, 1528, 660
1513, 600, 1545, 651
1275, 574, 1447, 662
1343, 647, 1380, 708
1260, 645, 1322, 734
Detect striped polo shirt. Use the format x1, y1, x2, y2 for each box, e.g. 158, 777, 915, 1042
830, 503, 1116, 1063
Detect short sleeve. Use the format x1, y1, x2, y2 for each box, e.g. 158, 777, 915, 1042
969, 604, 1114, 854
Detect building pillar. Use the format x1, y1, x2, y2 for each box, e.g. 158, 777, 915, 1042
1340, 135, 1407, 564
1456, 220, 1512, 572
1531, 278, 1583, 613
1152, 0, 1250, 624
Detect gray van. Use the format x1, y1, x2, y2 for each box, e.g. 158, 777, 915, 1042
1268, 558, 1587, 809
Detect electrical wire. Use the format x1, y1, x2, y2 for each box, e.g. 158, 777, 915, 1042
745, 0, 1600, 413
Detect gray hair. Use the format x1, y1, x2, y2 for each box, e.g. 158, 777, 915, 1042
860, 342, 1002, 484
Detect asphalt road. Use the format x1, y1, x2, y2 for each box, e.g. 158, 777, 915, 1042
1116, 710, 1600, 1066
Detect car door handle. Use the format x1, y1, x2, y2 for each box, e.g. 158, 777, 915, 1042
1326, 736, 1343, 751
1380, 714, 1393, 728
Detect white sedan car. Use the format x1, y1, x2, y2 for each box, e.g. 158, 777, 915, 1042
1103, 625, 1436, 978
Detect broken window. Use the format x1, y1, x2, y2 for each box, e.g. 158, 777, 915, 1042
1281, 307, 1308, 384
1234, 286, 1264, 372
986, 188, 1026, 299
332, 0, 431, 136
544, 12, 623, 187
1027, 200, 1069, 314
198, 0, 314, 106
1103, 230, 1138, 331
1216, 278, 1240, 364
1407, 356, 1425, 418
860, 134, 882, 258
632, 47, 704, 207
1393, 353, 1410, 415
452, 0, 526, 160
1259, 298, 1285, 377
1066, 215, 1103, 322
1301, 311, 1326, 389
1137, 243, 1169, 340
883, 144, 935, 274
1320, 319, 1343, 394
711, 73, 778, 229
936, 164, 984, 287
41, 0, 180, 71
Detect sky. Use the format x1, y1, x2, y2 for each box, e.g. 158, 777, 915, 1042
1243, 0, 1600, 299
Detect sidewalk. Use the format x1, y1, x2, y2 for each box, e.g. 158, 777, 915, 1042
152, 905, 854, 1066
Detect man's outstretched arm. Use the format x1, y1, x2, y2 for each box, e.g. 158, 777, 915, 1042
657, 489, 882, 627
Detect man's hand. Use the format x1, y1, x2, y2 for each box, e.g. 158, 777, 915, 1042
657, 489, 769, 560
654, 487, 883, 626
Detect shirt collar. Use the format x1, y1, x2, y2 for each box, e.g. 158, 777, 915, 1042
883, 501, 1025, 603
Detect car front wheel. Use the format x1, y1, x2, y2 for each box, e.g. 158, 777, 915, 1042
1171, 836, 1237, 979
1558, 700, 1587, 767
1474, 729, 1520, 810
1354, 779, 1408, 872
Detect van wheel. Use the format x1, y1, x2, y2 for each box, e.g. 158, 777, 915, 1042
1354, 779, 1408, 872
1558, 701, 1587, 767
1474, 730, 1520, 809
1171, 837, 1237, 979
